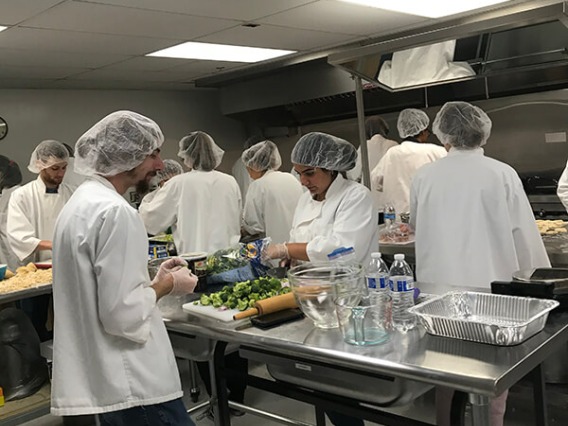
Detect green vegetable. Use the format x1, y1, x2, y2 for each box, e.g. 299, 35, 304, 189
196, 277, 289, 311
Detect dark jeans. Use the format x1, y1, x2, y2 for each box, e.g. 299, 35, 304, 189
97, 398, 194, 426
326, 411, 365, 426
196, 352, 248, 403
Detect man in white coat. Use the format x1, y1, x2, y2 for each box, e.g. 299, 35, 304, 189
241, 140, 303, 244
410, 101, 550, 426
371, 108, 446, 218
139, 131, 241, 255
7, 139, 74, 264
51, 111, 198, 425
231, 134, 264, 204
347, 115, 398, 218
0, 155, 23, 270
7, 140, 74, 341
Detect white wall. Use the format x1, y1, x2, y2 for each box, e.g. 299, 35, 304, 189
0, 88, 246, 183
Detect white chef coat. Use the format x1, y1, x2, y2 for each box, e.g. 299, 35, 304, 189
51, 176, 182, 416
242, 170, 303, 244
63, 157, 87, 190
557, 161, 568, 211
371, 141, 446, 218
7, 177, 73, 262
347, 134, 398, 212
232, 159, 251, 204
410, 148, 550, 290
0, 185, 21, 270
139, 170, 241, 254
290, 174, 378, 265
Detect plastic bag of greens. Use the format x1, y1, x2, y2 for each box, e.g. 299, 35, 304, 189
206, 239, 270, 285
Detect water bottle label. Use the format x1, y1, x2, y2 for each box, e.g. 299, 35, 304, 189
378, 276, 387, 289
389, 278, 414, 292
367, 277, 377, 289
384, 213, 396, 222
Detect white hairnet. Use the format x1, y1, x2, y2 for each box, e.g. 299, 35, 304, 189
74, 111, 164, 177
241, 140, 282, 172
291, 132, 357, 172
433, 101, 492, 149
178, 131, 224, 171
156, 159, 184, 181
397, 108, 430, 139
28, 140, 69, 173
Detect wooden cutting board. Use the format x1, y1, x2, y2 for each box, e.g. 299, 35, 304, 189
182, 302, 240, 322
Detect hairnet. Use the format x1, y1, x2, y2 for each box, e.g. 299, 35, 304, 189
397, 108, 430, 139
291, 132, 357, 172
433, 101, 492, 149
27, 140, 69, 173
365, 115, 390, 139
178, 131, 224, 171
156, 159, 184, 181
242, 140, 282, 172
0, 155, 22, 190
74, 111, 164, 177
244, 134, 265, 150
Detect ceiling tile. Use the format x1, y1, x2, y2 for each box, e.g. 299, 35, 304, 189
98, 57, 195, 72
0, 0, 63, 26
23, 2, 240, 40
198, 24, 359, 51
0, 47, 129, 68
259, 0, 427, 36
77, 0, 317, 21
0, 65, 89, 79
66, 68, 200, 82
0, 27, 182, 55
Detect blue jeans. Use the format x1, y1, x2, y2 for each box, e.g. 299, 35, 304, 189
97, 398, 194, 426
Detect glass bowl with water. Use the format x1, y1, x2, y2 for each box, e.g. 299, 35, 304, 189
287, 262, 366, 329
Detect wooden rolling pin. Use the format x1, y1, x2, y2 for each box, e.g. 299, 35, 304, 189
233, 292, 297, 320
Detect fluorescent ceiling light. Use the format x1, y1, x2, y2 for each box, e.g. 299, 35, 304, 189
147, 42, 295, 63
0, 26, 7, 33
341, 0, 512, 18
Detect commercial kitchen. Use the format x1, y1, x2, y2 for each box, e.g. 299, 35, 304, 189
2, 1, 568, 426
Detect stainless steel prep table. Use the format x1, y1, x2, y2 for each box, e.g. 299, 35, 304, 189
163, 303, 568, 426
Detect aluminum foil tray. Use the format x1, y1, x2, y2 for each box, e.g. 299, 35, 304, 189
408, 291, 559, 346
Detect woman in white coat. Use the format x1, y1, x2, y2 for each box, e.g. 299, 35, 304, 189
139, 131, 241, 255
410, 101, 550, 426
241, 140, 302, 244
0, 156, 23, 270
265, 132, 377, 271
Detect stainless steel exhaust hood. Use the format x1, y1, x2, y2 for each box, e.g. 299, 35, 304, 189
328, 1, 568, 93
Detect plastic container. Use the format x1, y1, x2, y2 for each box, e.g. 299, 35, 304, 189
335, 292, 392, 346
366, 253, 389, 293
389, 254, 416, 332
288, 262, 365, 329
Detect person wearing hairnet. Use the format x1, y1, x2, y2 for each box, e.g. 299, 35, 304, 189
241, 140, 302, 244
232, 134, 265, 203
347, 115, 398, 218
0, 155, 23, 270
139, 159, 184, 205
51, 111, 198, 425
410, 101, 550, 426
139, 131, 241, 254
7, 139, 74, 264
371, 108, 446, 218
265, 132, 376, 426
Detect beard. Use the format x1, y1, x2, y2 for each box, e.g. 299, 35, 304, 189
135, 177, 150, 195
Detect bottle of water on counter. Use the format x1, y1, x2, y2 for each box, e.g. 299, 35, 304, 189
384, 204, 396, 228
389, 253, 416, 332
366, 252, 390, 293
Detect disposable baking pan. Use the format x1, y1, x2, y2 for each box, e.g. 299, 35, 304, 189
408, 291, 559, 346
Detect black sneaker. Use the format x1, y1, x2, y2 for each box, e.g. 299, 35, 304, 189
230, 408, 246, 417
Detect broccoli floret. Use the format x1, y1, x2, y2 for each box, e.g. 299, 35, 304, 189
250, 282, 260, 293
279, 286, 291, 294
248, 299, 256, 308
269, 278, 281, 290
237, 299, 249, 311
210, 293, 223, 308
248, 292, 260, 302
233, 281, 251, 298
220, 292, 229, 302
200, 294, 211, 306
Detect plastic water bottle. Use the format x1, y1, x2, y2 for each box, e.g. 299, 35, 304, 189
389, 253, 416, 332
384, 204, 396, 227
366, 252, 390, 293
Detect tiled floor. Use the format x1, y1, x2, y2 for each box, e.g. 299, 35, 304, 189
18, 360, 568, 426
